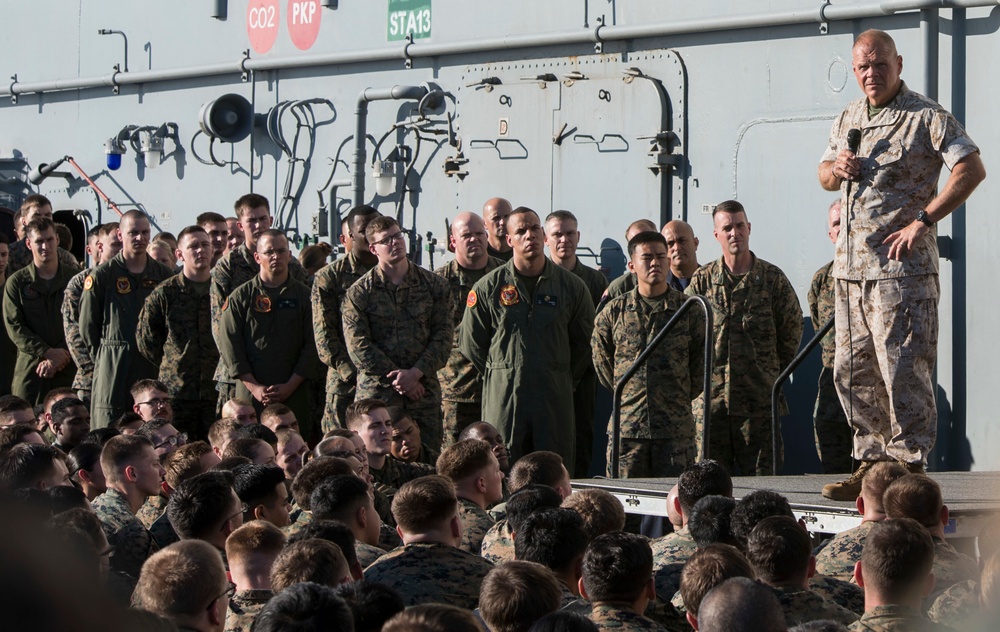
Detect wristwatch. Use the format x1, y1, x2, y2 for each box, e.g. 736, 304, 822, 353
915, 210, 934, 227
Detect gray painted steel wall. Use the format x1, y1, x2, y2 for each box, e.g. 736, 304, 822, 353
0, 1, 995, 471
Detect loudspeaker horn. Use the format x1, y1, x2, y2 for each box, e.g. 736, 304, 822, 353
198, 93, 254, 143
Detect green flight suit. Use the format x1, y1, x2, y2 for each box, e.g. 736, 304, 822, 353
210, 243, 309, 411
79, 253, 173, 427
217, 274, 319, 441
459, 258, 595, 468
3, 261, 78, 404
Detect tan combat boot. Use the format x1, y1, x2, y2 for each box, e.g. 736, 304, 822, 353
821, 460, 875, 501
897, 460, 925, 475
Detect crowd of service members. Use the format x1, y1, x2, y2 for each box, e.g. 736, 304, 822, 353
0, 191, 994, 632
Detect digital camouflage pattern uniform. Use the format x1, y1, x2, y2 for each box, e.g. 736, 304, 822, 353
810, 575, 865, 614
823, 82, 979, 465
92, 488, 158, 583
601, 270, 691, 310
136, 494, 168, 530
137, 272, 218, 438
224, 588, 272, 632
651, 526, 698, 602
6, 240, 79, 275
282, 508, 312, 539
210, 243, 308, 414
357, 541, 386, 569
570, 259, 608, 477
62, 268, 94, 400
3, 260, 78, 404
433, 256, 503, 447
769, 585, 858, 627
459, 258, 595, 468
685, 255, 802, 475
588, 603, 669, 632
848, 604, 953, 631
808, 261, 852, 474
363, 541, 494, 610
927, 579, 979, 628
370, 458, 435, 497
457, 497, 495, 555
311, 252, 374, 431
218, 274, 319, 441
343, 262, 454, 454
480, 518, 515, 563
79, 254, 173, 427
927, 537, 979, 606
814, 521, 874, 581
593, 289, 705, 478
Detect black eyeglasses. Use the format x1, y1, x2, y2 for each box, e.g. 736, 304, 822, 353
372, 232, 404, 247
154, 433, 187, 450
137, 398, 172, 408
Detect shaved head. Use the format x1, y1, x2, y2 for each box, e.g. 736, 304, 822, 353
451, 212, 489, 269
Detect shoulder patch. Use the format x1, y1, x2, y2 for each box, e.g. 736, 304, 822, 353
466, 289, 477, 308
83, 275, 94, 291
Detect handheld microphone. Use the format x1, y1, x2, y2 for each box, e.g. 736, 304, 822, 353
845, 129, 861, 202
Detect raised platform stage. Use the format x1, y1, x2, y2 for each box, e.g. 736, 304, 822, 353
573, 471, 1000, 539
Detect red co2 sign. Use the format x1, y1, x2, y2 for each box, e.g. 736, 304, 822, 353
247, 0, 280, 54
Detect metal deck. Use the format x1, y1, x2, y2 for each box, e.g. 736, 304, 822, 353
572, 471, 1000, 539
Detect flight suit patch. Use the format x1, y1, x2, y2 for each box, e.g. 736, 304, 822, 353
116, 277, 132, 294
254, 295, 273, 313
22, 286, 39, 300
535, 294, 558, 307
499, 284, 519, 307
142, 279, 158, 288
467, 290, 477, 308
83, 276, 94, 291
277, 298, 298, 309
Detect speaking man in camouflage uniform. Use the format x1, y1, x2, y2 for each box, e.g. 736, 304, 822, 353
312, 205, 380, 432
137, 226, 218, 438
593, 231, 705, 479
460, 207, 595, 469
342, 216, 453, 454
6, 195, 81, 275
545, 210, 607, 477
3, 217, 78, 405
63, 223, 120, 404
685, 200, 802, 476
80, 210, 173, 428
818, 29, 986, 500
434, 212, 503, 446
482, 197, 513, 262
211, 194, 309, 415
218, 230, 318, 442
808, 200, 853, 475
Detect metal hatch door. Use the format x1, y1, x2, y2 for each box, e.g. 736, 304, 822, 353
453, 65, 561, 210
551, 51, 687, 245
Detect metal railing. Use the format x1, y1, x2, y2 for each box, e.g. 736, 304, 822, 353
770, 315, 835, 475
610, 295, 714, 479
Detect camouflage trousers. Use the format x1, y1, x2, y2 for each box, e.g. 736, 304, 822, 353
170, 398, 217, 441
606, 437, 696, 478
441, 399, 482, 448
320, 393, 354, 435
813, 366, 854, 474
215, 381, 236, 417
706, 414, 781, 476
834, 276, 938, 464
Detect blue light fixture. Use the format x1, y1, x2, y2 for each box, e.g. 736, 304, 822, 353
104, 136, 125, 170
